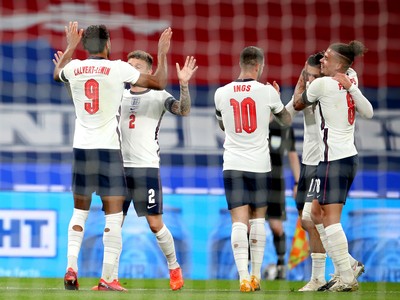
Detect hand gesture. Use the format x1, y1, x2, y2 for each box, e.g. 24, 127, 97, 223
176, 56, 198, 85
52, 51, 64, 66
65, 21, 83, 50
333, 72, 352, 90
265, 81, 280, 94
158, 27, 172, 56
272, 80, 280, 94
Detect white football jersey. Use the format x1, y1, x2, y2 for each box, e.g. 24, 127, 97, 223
214, 79, 284, 172
286, 98, 320, 166
60, 58, 140, 149
306, 70, 359, 162
120, 88, 174, 168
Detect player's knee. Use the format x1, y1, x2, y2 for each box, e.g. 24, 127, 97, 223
149, 222, 163, 233
147, 215, 163, 233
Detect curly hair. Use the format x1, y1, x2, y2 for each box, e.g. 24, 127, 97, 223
82, 25, 110, 54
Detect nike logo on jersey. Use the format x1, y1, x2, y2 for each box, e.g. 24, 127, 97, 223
306, 193, 314, 198
147, 204, 157, 209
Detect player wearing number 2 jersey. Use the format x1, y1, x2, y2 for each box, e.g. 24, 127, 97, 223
53, 22, 172, 291
214, 46, 291, 292
117, 50, 197, 291
294, 40, 373, 292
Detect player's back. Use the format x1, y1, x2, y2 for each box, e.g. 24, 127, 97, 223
309, 75, 359, 161
61, 58, 140, 149
214, 80, 283, 173
301, 105, 320, 166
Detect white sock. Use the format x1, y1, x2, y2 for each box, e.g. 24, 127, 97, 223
310, 253, 327, 282
112, 246, 122, 281
325, 223, 354, 283
67, 208, 89, 272
155, 225, 179, 270
249, 218, 266, 279
315, 224, 329, 253
101, 212, 123, 282
231, 222, 250, 281
348, 254, 357, 268
315, 223, 338, 275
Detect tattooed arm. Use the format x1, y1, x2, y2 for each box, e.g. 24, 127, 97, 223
165, 56, 198, 116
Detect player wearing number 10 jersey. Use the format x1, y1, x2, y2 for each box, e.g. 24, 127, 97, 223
214, 46, 291, 292
53, 22, 172, 291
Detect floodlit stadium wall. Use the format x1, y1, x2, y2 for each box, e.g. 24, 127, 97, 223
0, 0, 399, 282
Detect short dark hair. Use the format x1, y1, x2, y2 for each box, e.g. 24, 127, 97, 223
329, 40, 367, 68
307, 51, 324, 67
127, 50, 153, 69
240, 46, 264, 68
82, 25, 110, 54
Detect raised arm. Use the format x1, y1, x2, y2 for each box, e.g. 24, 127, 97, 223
293, 67, 309, 111
53, 21, 83, 82
166, 56, 198, 116
333, 73, 374, 119
52, 50, 73, 99
135, 27, 172, 90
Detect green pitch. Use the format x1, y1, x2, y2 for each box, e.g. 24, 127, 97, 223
0, 278, 399, 300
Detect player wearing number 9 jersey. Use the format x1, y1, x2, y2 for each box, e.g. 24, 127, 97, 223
294, 40, 373, 292
214, 46, 291, 292
53, 22, 172, 291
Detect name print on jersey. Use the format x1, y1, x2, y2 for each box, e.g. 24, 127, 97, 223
233, 84, 251, 92
74, 66, 111, 76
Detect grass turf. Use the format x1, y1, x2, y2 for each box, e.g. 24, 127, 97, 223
0, 278, 399, 300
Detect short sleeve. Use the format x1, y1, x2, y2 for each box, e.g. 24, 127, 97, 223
306, 77, 325, 104
268, 87, 284, 114
118, 61, 141, 85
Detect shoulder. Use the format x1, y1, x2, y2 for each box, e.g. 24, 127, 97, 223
308, 76, 332, 91
62, 59, 80, 70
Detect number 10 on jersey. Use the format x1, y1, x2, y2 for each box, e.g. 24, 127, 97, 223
230, 97, 257, 133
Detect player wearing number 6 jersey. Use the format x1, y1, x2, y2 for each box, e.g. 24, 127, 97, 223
53, 22, 172, 291
294, 40, 373, 292
214, 46, 291, 292
117, 50, 197, 291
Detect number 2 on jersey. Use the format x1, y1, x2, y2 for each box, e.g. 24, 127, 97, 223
230, 97, 257, 133
129, 114, 136, 128
84, 79, 99, 114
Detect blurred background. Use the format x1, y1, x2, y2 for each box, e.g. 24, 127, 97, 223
0, 0, 399, 282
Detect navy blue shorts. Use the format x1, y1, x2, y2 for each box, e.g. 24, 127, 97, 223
295, 163, 318, 211
72, 148, 127, 196
123, 167, 163, 217
316, 155, 358, 205
223, 170, 268, 210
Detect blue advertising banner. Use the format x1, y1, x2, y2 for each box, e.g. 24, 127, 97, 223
0, 191, 399, 282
